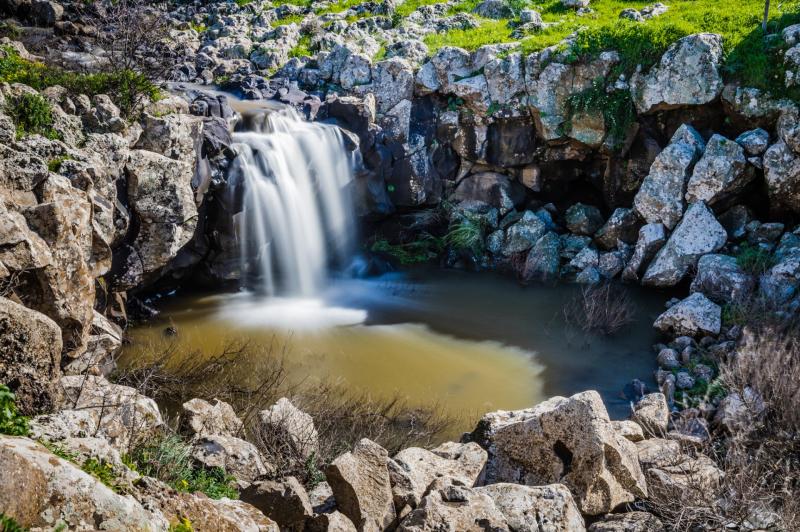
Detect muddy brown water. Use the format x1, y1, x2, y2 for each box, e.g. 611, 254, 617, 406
122, 269, 667, 434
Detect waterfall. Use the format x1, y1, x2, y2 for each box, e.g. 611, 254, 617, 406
228, 106, 355, 297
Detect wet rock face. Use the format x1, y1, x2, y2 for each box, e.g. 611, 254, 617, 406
0, 296, 62, 415
470, 390, 647, 515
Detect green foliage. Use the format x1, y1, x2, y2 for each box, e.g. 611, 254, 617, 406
444, 214, 487, 255
274, 13, 305, 26
722, 302, 750, 327
47, 155, 73, 173
304, 452, 326, 490
40, 441, 78, 462
370, 234, 443, 264
0, 46, 160, 117
128, 432, 238, 499
736, 243, 775, 275
0, 22, 21, 40
424, 17, 515, 52
169, 518, 194, 532
566, 77, 636, 148
289, 35, 313, 58
0, 514, 26, 532
6, 94, 58, 140
189, 21, 207, 33
82, 457, 126, 493
0, 385, 28, 437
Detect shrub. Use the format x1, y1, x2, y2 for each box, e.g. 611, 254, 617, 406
736, 243, 775, 275
82, 458, 127, 493
6, 94, 58, 140
648, 325, 800, 529
566, 77, 636, 149
0, 385, 29, 436
169, 518, 194, 532
562, 282, 636, 336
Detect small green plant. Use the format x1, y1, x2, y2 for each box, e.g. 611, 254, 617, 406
189, 21, 207, 33
47, 155, 73, 173
7, 94, 59, 140
304, 452, 326, 490
289, 35, 313, 58
370, 234, 443, 265
40, 441, 78, 462
0, 385, 28, 436
566, 77, 636, 149
169, 518, 194, 532
0, 513, 26, 532
181, 467, 238, 500
444, 215, 486, 255
736, 243, 775, 275
82, 457, 125, 493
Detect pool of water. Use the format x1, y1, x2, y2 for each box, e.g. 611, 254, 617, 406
122, 269, 666, 431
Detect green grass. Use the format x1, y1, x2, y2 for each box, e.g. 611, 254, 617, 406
169, 518, 194, 532
81, 458, 127, 493
415, 0, 800, 100
274, 13, 305, 26
0, 46, 160, 117
371, 235, 443, 264
127, 432, 238, 500
566, 77, 636, 147
0, 513, 27, 532
736, 243, 776, 275
289, 34, 313, 58
6, 93, 59, 140
444, 215, 487, 255
0, 385, 28, 437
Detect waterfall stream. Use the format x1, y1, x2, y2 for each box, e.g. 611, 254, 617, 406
228, 106, 355, 297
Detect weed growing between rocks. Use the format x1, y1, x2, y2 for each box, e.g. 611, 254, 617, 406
562, 282, 636, 336
565, 77, 636, 149
0, 513, 26, 532
6, 93, 58, 140
648, 325, 800, 529
0, 385, 28, 436
735, 242, 776, 275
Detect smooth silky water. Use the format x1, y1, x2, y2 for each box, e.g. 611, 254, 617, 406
122, 97, 666, 434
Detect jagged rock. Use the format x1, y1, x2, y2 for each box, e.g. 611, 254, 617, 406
622, 223, 667, 282
632, 33, 723, 114
646, 454, 723, 501
473, 0, 514, 18
0, 297, 62, 415
656, 348, 680, 370
136, 113, 201, 161
718, 205, 752, 239
121, 150, 197, 289
632, 393, 669, 436
477, 483, 586, 531
653, 293, 721, 337
521, 232, 562, 282
642, 202, 727, 287
565, 203, 604, 236
397, 478, 508, 531
633, 124, 706, 230
192, 434, 270, 483
612, 420, 645, 442
241, 477, 313, 528
686, 134, 753, 206
470, 390, 647, 515
690, 254, 754, 304
307, 511, 359, 532
0, 435, 168, 530
763, 141, 800, 214
325, 438, 396, 531
569, 247, 599, 271
594, 207, 641, 249
735, 128, 770, 156
83, 94, 126, 133
181, 398, 243, 438
588, 512, 665, 531
484, 52, 526, 107
389, 442, 487, 512
366, 58, 414, 114
636, 438, 682, 471
259, 397, 318, 460
29, 375, 163, 453
63, 310, 123, 376
502, 211, 546, 255
452, 172, 525, 215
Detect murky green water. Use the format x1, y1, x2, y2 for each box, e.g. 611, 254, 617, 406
122, 270, 666, 429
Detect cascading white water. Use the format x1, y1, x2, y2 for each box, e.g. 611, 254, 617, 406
228, 106, 355, 297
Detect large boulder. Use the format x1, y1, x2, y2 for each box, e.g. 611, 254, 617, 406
192, 434, 270, 483
29, 375, 163, 453
0, 297, 62, 415
470, 390, 647, 515
118, 149, 198, 289
476, 483, 586, 531
502, 211, 546, 255
521, 232, 562, 282
451, 172, 525, 215
633, 124, 706, 230
763, 140, 800, 214
632, 33, 724, 114
0, 435, 168, 530
631, 393, 669, 436
325, 438, 396, 531
642, 202, 727, 287
686, 134, 753, 206
241, 477, 313, 529
621, 223, 667, 282
690, 254, 754, 304
594, 208, 641, 250
397, 478, 508, 531
653, 293, 721, 337
389, 442, 487, 512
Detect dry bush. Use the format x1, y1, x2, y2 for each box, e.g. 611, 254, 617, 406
115, 339, 453, 486
647, 325, 800, 530
562, 282, 636, 335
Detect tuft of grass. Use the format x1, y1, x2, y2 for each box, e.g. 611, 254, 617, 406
566, 77, 636, 148
0, 385, 29, 437
127, 431, 238, 499
563, 282, 636, 336
0, 513, 26, 532
289, 34, 313, 58
169, 518, 194, 532
736, 243, 775, 275
443, 215, 487, 255
81, 458, 126, 493
47, 155, 72, 173
6, 94, 59, 140
370, 234, 444, 264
